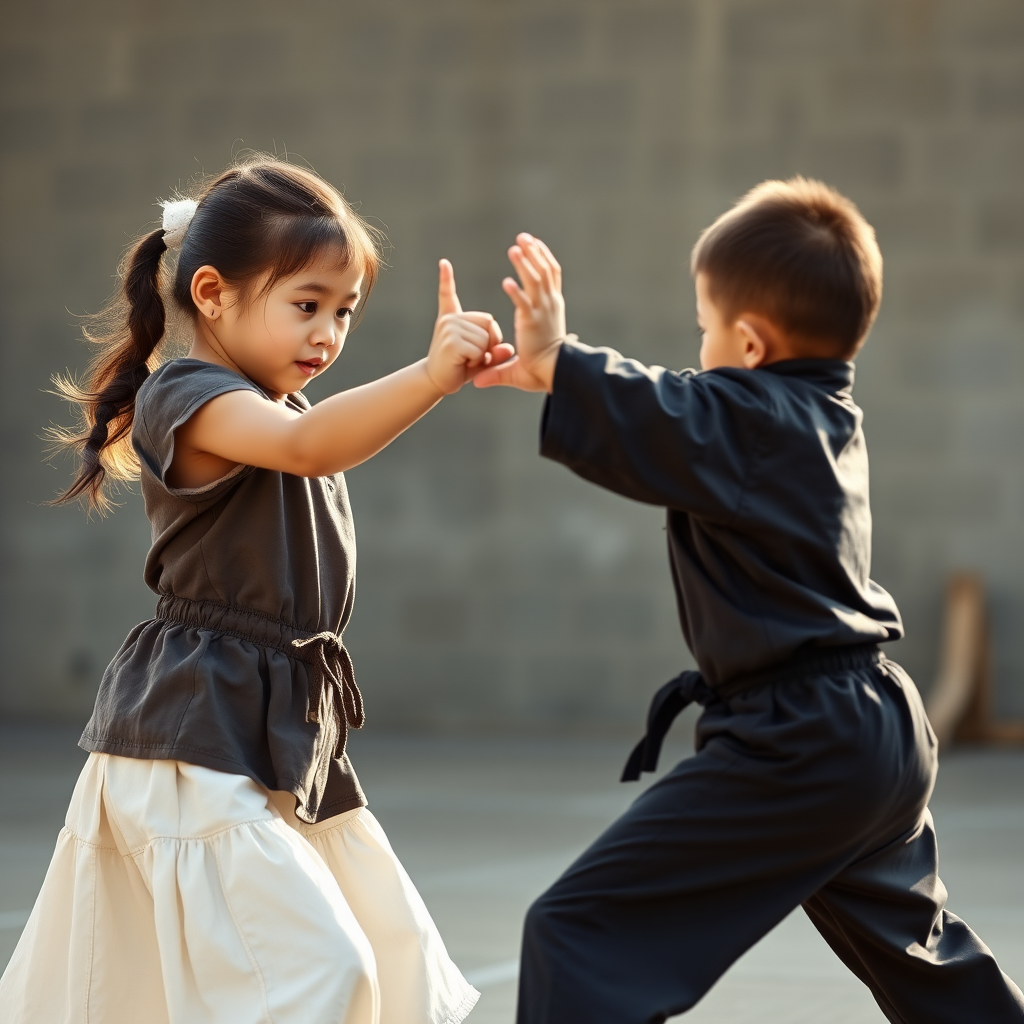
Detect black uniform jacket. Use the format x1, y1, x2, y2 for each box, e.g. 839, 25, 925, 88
540, 338, 904, 688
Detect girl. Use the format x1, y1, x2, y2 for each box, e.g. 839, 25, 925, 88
0, 156, 511, 1024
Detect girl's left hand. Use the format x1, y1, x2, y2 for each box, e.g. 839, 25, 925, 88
426, 260, 514, 394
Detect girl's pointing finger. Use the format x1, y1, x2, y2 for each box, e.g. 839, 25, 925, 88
437, 258, 463, 316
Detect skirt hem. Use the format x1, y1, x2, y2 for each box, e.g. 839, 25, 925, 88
439, 984, 481, 1024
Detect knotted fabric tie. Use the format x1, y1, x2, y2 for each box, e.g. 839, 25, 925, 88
621, 670, 717, 782
620, 644, 888, 782
291, 632, 365, 757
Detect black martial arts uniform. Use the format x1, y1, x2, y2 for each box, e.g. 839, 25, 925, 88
518, 339, 1024, 1024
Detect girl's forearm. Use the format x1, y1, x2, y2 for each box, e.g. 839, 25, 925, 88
288, 359, 444, 476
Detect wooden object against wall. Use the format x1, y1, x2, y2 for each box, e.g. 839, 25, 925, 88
925, 572, 1024, 748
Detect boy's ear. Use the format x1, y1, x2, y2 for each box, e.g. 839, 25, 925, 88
191, 265, 229, 320
735, 317, 770, 369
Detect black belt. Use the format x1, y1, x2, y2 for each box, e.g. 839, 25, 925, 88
155, 595, 364, 758
621, 643, 885, 782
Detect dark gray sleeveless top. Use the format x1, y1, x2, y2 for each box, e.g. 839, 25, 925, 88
80, 358, 366, 823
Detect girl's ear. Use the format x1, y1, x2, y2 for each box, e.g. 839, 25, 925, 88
191, 265, 228, 320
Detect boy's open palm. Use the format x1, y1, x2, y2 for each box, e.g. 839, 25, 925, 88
474, 233, 566, 393
426, 260, 513, 395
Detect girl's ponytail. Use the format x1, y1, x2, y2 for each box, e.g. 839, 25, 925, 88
50, 227, 170, 513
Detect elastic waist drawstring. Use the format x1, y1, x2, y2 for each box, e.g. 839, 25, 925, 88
154, 594, 365, 759
291, 632, 365, 758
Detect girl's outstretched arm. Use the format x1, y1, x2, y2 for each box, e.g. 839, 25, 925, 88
173, 262, 512, 484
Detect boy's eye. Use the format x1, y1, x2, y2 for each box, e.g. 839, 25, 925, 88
337, 307, 354, 319
297, 301, 318, 314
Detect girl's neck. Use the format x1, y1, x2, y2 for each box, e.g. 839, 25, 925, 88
187, 333, 285, 403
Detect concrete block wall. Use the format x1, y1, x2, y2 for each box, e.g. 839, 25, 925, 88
2, 0, 1023, 729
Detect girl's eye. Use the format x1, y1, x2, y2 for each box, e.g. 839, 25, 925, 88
297, 301, 318, 315
336, 307, 354, 320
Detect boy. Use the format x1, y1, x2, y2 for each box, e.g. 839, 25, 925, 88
474, 178, 1024, 1023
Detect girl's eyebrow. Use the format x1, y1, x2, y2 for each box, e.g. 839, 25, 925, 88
292, 282, 362, 303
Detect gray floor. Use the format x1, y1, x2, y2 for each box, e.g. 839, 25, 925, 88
2, 720, 1023, 1022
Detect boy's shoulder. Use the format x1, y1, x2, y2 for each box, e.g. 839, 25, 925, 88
702, 358, 854, 395
698, 358, 858, 418
690, 361, 863, 464
557, 339, 859, 440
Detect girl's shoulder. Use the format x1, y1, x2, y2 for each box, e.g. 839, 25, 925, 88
138, 358, 268, 427
134, 359, 268, 474
141, 357, 266, 403
140, 358, 312, 414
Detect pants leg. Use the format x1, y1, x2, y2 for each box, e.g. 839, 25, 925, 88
804, 809, 1024, 1024
517, 745, 823, 1024
516, 660, 1023, 1024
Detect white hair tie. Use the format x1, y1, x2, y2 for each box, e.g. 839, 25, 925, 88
160, 198, 197, 250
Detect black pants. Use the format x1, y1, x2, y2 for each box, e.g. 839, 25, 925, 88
517, 657, 1024, 1023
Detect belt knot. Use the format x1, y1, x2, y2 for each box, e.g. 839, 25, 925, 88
620, 644, 885, 783
620, 670, 716, 782
291, 631, 365, 757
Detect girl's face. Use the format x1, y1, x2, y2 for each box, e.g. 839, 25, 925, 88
191, 256, 365, 400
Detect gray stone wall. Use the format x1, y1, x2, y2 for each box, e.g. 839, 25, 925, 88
2, 0, 1023, 728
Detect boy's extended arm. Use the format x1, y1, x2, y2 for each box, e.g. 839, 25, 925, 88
539, 339, 754, 515
476, 233, 754, 515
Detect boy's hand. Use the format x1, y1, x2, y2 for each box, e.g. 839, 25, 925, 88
426, 259, 514, 395
474, 233, 566, 393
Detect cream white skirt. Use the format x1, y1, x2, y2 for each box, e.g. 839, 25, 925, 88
0, 753, 478, 1024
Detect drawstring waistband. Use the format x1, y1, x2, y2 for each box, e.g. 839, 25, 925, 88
291, 632, 365, 754
155, 595, 364, 758
621, 643, 885, 782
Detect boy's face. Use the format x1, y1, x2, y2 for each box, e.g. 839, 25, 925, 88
696, 273, 754, 371
695, 273, 850, 369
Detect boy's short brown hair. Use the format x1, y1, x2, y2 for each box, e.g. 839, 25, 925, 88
691, 177, 882, 356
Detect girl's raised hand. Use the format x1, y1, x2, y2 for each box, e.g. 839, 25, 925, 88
426, 259, 514, 394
